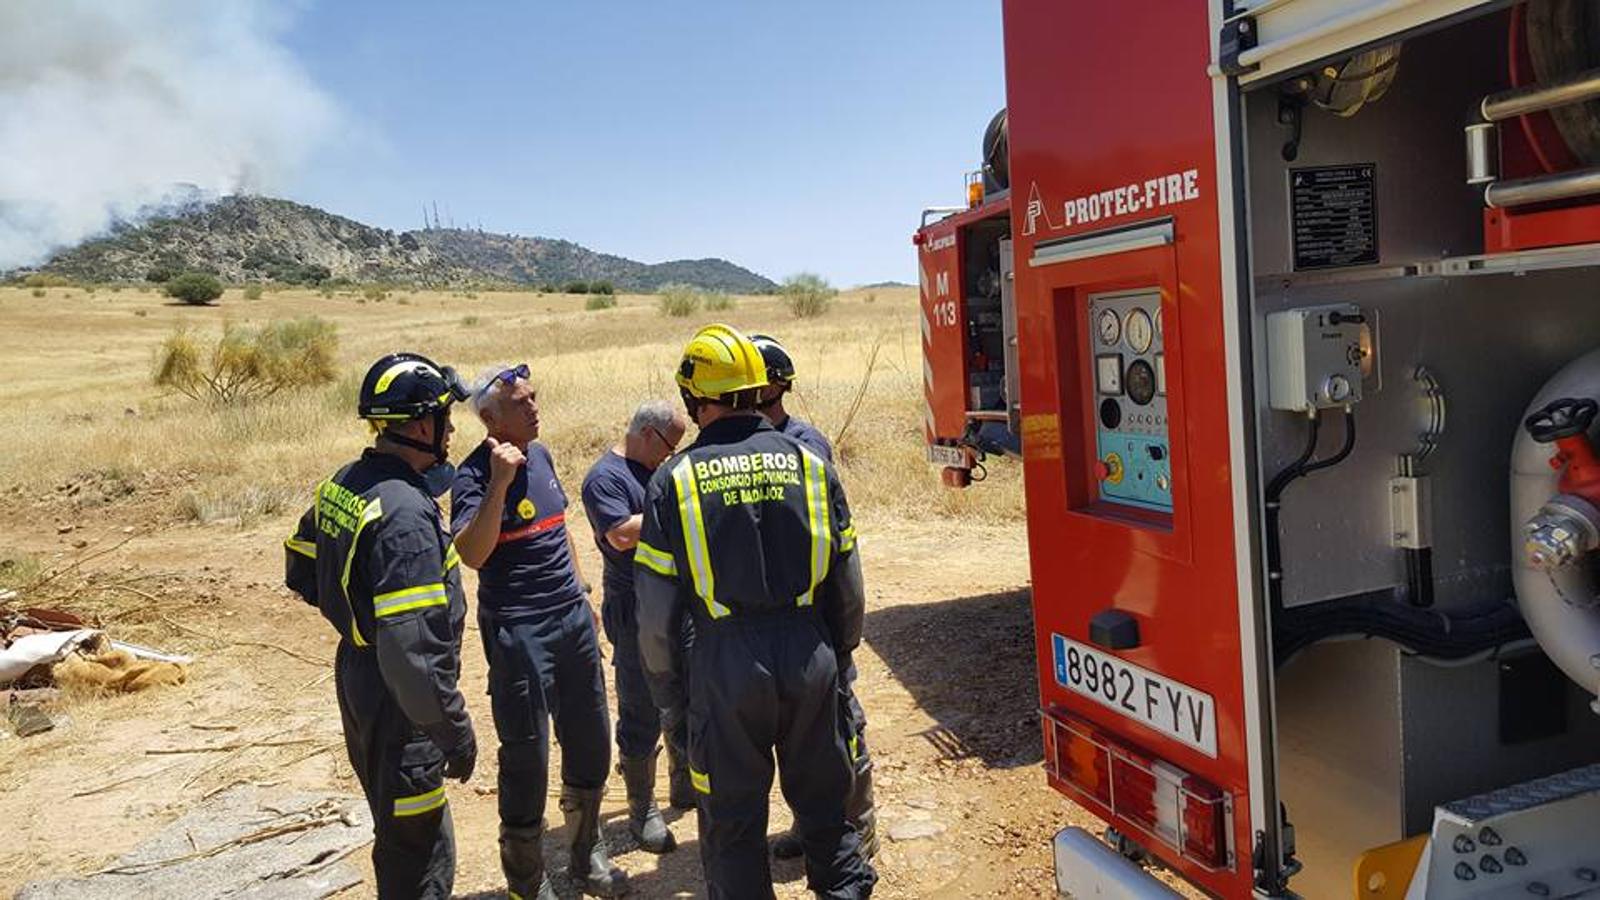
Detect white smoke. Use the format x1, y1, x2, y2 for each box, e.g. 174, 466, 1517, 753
0, 1, 336, 270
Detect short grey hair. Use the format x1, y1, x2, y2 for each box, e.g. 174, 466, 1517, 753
469, 362, 517, 419
628, 400, 677, 438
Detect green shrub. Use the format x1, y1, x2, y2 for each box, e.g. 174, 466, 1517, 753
153, 317, 338, 404
462, 314, 481, 326
30, 288, 44, 298
658, 283, 703, 317
165, 272, 225, 306
242, 285, 264, 301
362, 285, 388, 302
146, 264, 181, 283
591, 280, 615, 295
585, 293, 617, 311
23, 273, 73, 288
704, 291, 735, 311
781, 272, 836, 319
563, 280, 591, 294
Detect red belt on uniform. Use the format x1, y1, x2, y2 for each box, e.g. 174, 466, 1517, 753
497, 512, 565, 544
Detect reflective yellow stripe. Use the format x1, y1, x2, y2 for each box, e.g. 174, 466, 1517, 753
443, 543, 461, 572
690, 767, 711, 795
634, 540, 678, 577
285, 538, 316, 559
796, 447, 831, 607
393, 785, 446, 817
374, 582, 447, 618
338, 493, 384, 648
849, 734, 860, 762
373, 361, 421, 395
671, 458, 729, 619
839, 523, 856, 554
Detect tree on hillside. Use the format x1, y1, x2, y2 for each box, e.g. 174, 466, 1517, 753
165, 272, 225, 306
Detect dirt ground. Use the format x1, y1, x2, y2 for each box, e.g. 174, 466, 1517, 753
0, 489, 1111, 898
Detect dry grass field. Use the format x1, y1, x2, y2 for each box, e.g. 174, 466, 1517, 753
0, 285, 1133, 898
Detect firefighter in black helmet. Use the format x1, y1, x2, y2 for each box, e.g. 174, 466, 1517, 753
284, 352, 476, 899
749, 333, 879, 862
635, 324, 876, 899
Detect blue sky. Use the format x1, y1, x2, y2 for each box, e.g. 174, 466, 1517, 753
281, 2, 1004, 286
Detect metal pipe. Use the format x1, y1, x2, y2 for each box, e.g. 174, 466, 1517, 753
1484, 166, 1600, 209
1482, 66, 1600, 122
1511, 347, 1600, 701
1464, 123, 1497, 186
920, 207, 965, 228
965, 410, 1009, 423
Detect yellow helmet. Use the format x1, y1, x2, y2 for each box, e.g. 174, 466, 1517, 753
675, 323, 769, 401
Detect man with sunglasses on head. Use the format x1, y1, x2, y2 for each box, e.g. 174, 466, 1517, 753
451, 363, 627, 900
579, 400, 693, 856
284, 352, 477, 899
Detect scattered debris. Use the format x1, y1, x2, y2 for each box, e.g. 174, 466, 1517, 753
1, 604, 192, 719
16, 785, 371, 899
0, 629, 100, 683
9, 702, 58, 737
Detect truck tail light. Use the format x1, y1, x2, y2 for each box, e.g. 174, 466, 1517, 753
1042, 707, 1234, 871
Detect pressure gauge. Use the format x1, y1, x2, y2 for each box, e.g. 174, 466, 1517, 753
1097, 309, 1121, 346
1125, 308, 1154, 354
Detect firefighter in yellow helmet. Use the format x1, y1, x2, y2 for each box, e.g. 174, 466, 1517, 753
633, 324, 876, 898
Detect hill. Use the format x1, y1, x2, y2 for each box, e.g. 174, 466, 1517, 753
29, 195, 776, 292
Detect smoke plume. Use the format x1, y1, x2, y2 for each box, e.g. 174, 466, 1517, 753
0, 1, 335, 270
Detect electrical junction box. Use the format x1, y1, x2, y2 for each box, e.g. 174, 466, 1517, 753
1267, 303, 1366, 411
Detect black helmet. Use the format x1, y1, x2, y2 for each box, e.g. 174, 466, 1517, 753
748, 334, 795, 384
358, 352, 469, 422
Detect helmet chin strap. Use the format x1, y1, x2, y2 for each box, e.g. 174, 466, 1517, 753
383, 409, 450, 465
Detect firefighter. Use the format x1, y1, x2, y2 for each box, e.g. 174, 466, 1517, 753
749, 333, 834, 462
749, 333, 879, 861
450, 363, 627, 900
635, 324, 876, 899
579, 400, 693, 854
283, 352, 477, 899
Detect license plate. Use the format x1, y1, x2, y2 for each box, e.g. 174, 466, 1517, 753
926, 444, 968, 468
1051, 634, 1217, 758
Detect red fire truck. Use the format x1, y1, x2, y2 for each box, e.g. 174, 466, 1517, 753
918, 2, 1600, 897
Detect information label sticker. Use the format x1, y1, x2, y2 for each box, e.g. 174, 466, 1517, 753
1290, 164, 1378, 271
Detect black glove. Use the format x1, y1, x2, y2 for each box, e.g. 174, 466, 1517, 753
443, 729, 477, 782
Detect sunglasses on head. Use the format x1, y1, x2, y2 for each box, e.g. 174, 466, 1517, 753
479, 363, 530, 395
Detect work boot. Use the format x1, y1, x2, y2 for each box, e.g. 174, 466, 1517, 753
560, 785, 630, 897
500, 823, 557, 900
619, 751, 675, 853
664, 740, 696, 811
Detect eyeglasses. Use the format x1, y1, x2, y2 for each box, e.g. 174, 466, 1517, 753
648, 426, 680, 453
479, 363, 529, 396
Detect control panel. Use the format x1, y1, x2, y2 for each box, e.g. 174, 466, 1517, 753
1088, 289, 1172, 513
1266, 303, 1366, 411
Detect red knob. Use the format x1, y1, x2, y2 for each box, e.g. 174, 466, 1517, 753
1094, 460, 1111, 481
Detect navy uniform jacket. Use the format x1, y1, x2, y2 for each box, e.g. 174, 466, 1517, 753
284, 449, 473, 756
451, 440, 584, 615
631, 414, 866, 715
776, 414, 832, 463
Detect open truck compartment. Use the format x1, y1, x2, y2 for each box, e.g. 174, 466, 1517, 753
919, 1, 1600, 895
